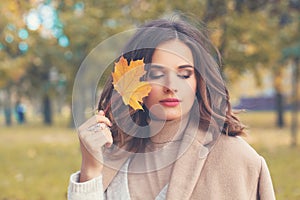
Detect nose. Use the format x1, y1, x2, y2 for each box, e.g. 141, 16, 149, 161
163, 72, 178, 93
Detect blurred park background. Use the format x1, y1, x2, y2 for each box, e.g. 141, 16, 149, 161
0, 0, 299, 199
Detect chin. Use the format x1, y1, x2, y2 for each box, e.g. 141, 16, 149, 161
164, 112, 182, 121
165, 117, 180, 121
149, 111, 181, 121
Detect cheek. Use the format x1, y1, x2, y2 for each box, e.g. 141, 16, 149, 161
191, 81, 197, 95
182, 79, 197, 113
143, 84, 161, 106
184, 77, 197, 96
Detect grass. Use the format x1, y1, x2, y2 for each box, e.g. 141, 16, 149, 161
0, 121, 81, 200
239, 111, 300, 200
0, 111, 299, 200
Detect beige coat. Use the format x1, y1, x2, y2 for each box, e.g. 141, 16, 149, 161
102, 117, 275, 200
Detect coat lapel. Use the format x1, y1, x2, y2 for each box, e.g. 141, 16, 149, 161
102, 149, 131, 191
166, 116, 210, 200
102, 164, 118, 191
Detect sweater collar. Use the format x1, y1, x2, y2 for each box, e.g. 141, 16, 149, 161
148, 113, 190, 145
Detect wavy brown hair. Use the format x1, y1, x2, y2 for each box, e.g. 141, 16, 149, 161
98, 19, 245, 153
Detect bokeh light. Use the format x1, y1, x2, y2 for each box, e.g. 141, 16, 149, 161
74, 2, 84, 16
52, 27, 63, 38
25, 2, 67, 48
40, 4, 55, 29
5, 34, 14, 43
18, 29, 29, 40
18, 42, 29, 52
58, 35, 69, 47
26, 9, 41, 31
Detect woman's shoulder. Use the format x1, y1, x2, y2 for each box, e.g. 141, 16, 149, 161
210, 134, 263, 167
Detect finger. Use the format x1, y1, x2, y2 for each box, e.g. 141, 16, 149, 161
103, 128, 113, 148
78, 116, 98, 132
98, 110, 105, 116
79, 128, 113, 153
95, 115, 112, 126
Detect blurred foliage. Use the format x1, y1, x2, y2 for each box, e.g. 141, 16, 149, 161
0, 0, 299, 117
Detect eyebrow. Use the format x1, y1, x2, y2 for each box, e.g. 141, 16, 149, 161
150, 64, 194, 69
178, 65, 194, 69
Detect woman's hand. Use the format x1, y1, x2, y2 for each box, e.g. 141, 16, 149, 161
77, 110, 113, 182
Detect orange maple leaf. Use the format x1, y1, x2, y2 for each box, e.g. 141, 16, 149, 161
112, 56, 152, 110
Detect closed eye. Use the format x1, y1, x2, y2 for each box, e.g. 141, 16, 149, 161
148, 69, 165, 79
177, 69, 194, 79
147, 64, 194, 80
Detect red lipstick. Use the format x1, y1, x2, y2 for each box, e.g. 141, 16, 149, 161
159, 98, 180, 107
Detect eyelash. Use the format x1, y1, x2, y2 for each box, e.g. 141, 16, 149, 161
148, 70, 193, 80
179, 74, 191, 79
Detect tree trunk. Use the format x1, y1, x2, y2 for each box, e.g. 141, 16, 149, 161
43, 94, 52, 125
273, 68, 285, 127
3, 87, 12, 126
275, 92, 285, 127
291, 58, 299, 147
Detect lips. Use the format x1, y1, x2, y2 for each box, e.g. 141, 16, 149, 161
159, 98, 180, 107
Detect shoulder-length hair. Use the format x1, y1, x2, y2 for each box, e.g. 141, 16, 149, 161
98, 19, 245, 153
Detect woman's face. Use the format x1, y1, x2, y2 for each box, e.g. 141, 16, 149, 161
144, 40, 197, 121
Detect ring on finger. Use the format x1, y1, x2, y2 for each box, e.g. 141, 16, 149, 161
87, 122, 108, 133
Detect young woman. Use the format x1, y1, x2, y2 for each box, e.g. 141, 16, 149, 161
68, 19, 275, 200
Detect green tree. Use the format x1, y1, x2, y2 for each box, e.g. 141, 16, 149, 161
0, 0, 30, 125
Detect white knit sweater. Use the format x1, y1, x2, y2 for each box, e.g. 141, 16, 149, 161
68, 159, 168, 200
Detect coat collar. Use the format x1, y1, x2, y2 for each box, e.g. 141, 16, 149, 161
166, 115, 209, 199
102, 113, 217, 198
102, 149, 131, 190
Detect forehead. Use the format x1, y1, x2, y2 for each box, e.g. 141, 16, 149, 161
151, 40, 194, 68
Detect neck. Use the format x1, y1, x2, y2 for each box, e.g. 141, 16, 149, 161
149, 114, 190, 144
